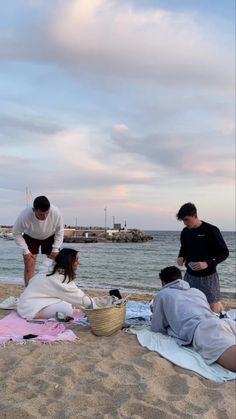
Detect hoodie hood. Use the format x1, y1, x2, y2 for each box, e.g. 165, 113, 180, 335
161, 279, 190, 291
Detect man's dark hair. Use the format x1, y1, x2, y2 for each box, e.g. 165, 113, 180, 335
47, 248, 78, 282
176, 202, 197, 220
159, 266, 182, 284
33, 196, 50, 212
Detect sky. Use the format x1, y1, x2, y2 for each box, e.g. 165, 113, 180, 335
0, 0, 235, 231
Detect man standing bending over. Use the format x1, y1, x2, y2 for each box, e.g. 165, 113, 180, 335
13, 196, 64, 286
176, 202, 229, 313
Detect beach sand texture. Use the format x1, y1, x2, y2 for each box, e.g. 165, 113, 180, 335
0, 284, 235, 419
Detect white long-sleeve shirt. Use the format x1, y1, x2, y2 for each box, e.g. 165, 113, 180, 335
12, 205, 64, 255
17, 260, 92, 319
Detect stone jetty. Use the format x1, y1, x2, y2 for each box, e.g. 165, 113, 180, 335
63, 228, 153, 243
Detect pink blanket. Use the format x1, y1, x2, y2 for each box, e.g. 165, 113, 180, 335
0, 311, 80, 345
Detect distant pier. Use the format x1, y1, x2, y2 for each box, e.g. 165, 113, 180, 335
63, 228, 153, 243
0, 226, 153, 243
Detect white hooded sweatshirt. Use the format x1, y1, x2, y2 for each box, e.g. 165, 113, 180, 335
17, 259, 91, 319
151, 279, 215, 345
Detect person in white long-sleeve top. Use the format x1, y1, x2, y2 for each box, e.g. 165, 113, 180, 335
17, 248, 93, 319
13, 195, 64, 286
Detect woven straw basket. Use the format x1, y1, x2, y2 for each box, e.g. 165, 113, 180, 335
83, 303, 126, 336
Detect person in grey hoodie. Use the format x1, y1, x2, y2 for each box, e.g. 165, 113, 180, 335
151, 266, 236, 372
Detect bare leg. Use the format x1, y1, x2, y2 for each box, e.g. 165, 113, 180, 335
23, 254, 37, 286
210, 301, 224, 313
216, 345, 236, 372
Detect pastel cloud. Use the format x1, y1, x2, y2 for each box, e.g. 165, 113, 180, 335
0, 0, 233, 92
0, 0, 234, 230
0, 124, 155, 194
49, 0, 232, 89
111, 125, 234, 182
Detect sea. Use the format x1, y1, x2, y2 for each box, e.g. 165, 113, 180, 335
0, 231, 235, 298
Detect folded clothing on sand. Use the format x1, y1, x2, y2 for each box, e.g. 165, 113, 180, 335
90, 295, 126, 309
125, 300, 151, 326
227, 309, 236, 320
92, 296, 114, 308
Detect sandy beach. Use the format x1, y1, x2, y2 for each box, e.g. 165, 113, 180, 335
0, 284, 235, 419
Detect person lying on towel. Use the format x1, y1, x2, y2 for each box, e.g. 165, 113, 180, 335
17, 248, 93, 320
151, 266, 236, 372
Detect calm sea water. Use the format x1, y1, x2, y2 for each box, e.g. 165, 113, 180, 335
0, 231, 235, 297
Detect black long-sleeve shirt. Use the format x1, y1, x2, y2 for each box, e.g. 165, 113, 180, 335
178, 221, 229, 277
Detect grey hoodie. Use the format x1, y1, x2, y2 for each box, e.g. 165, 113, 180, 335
151, 279, 215, 345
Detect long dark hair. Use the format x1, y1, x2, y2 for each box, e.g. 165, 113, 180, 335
47, 248, 78, 283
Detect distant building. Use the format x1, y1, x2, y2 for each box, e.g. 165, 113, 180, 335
64, 228, 76, 237
82, 231, 97, 238
113, 223, 121, 230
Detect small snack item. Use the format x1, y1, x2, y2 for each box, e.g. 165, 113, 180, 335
56, 312, 73, 322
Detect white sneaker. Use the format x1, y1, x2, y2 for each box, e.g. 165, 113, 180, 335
0, 296, 19, 309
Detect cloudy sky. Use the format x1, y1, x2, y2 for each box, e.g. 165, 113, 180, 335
0, 0, 235, 230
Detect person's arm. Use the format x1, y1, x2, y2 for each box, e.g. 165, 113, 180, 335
53, 279, 92, 308
12, 214, 30, 255
177, 257, 185, 266
177, 231, 186, 266
51, 211, 64, 252
208, 226, 229, 266
67, 287, 92, 309
151, 295, 168, 333
191, 227, 229, 271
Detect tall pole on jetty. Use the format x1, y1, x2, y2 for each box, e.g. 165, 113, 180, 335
26, 187, 33, 207
75, 217, 78, 237
26, 187, 30, 206
104, 207, 107, 237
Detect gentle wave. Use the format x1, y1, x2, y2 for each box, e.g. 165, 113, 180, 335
0, 231, 235, 297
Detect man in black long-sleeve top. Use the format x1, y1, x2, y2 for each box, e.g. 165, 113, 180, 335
176, 202, 229, 313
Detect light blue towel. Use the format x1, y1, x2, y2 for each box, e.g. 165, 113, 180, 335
125, 300, 151, 325
130, 326, 236, 382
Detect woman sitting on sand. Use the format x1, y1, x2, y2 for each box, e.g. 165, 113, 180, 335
17, 248, 92, 319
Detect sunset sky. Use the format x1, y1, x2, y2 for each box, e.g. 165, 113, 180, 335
0, 0, 235, 230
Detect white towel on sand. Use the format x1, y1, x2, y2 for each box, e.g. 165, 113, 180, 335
130, 326, 236, 382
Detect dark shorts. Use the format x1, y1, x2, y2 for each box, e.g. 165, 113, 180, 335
23, 234, 55, 255
184, 272, 220, 304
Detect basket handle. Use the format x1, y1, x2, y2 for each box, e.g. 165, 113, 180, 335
123, 294, 131, 302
